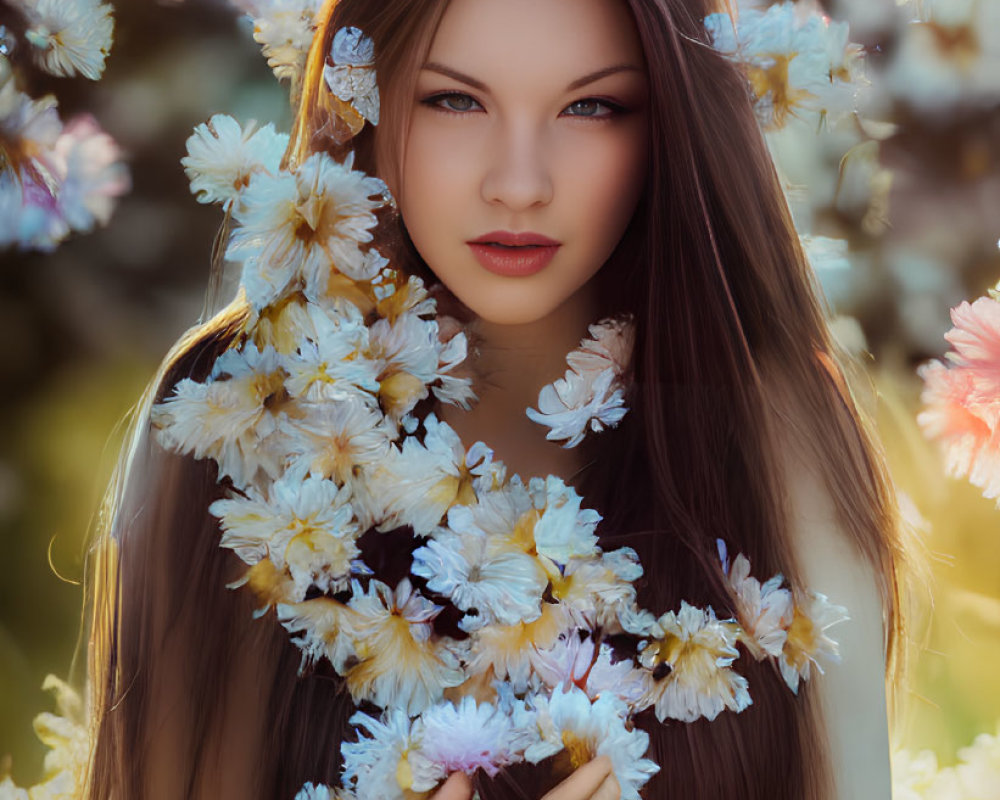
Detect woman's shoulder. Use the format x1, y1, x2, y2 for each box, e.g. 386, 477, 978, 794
761, 353, 894, 798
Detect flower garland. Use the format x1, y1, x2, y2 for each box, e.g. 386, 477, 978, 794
143, 25, 851, 799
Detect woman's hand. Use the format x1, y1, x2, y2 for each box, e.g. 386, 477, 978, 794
429, 756, 621, 800
541, 756, 620, 800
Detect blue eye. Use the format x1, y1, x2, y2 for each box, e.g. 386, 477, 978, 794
424, 92, 482, 114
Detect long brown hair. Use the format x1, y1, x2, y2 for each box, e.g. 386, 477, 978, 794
83, 0, 905, 797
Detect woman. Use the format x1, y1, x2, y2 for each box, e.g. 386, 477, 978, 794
81, 0, 903, 797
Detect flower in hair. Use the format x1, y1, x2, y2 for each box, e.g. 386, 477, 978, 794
778, 592, 850, 693
636, 602, 752, 723
324, 26, 380, 126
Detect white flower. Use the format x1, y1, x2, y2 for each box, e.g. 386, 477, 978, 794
20, 675, 90, 800
638, 602, 751, 723
277, 597, 358, 673
566, 316, 634, 379
293, 783, 356, 800
527, 368, 627, 448
551, 547, 643, 630
411, 526, 547, 630
250, 0, 323, 83
342, 707, 438, 799
524, 686, 659, 800
227, 151, 387, 309
953, 722, 1000, 797
367, 312, 446, 421
284, 301, 381, 402
285, 397, 391, 488
324, 26, 380, 125
14, 0, 114, 80
884, 0, 1000, 114
211, 473, 361, 600
718, 540, 793, 659
527, 316, 632, 447
0, 777, 28, 800
529, 475, 601, 564
51, 115, 129, 234
367, 415, 476, 535
151, 344, 292, 489
182, 114, 287, 207
533, 634, 649, 708
467, 602, 574, 692
345, 579, 465, 714
412, 696, 535, 779
778, 592, 849, 693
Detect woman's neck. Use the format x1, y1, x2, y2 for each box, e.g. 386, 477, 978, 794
438, 283, 599, 485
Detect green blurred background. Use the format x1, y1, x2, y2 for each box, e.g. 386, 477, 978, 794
1, 0, 999, 787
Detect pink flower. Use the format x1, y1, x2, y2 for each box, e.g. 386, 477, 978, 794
918, 296, 1000, 501
918, 360, 1000, 499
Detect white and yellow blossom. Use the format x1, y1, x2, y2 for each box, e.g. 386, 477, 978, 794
249, 0, 324, 83
638, 602, 751, 723
211, 473, 361, 600
778, 591, 849, 693
227, 151, 387, 309
367, 415, 479, 535
467, 602, 574, 692
342, 707, 439, 799
524, 686, 659, 800
346, 579, 465, 714
550, 547, 643, 630
704, 2, 863, 129
284, 301, 381, 402
718, 540, 793, 659
152, 343, 292, 489
182, 114, 288, 208
278, 596, 359, 672
411, 525, 547, 631
285, 397, 391, 489
529, 475, 601, 565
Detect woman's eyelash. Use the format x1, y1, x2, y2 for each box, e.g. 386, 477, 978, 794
421, 92, 484, 114
420, 92, 628, 118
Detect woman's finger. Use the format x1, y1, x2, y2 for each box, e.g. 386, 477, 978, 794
430, 771, 474, 800
540, 755, 616, 800
589, 773, 621, 800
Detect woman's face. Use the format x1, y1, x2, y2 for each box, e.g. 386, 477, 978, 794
392, 0, 649, 325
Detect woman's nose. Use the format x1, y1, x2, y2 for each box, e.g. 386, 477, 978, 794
479, 124, 554, 211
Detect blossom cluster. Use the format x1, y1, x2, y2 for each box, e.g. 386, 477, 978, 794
704, 1, 866, 131
0, 0, 128, 253
892, 722, 1000, 800
0, 676, 90, 800
147, 108, 850, 798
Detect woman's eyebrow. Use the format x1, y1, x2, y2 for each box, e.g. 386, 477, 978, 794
421, 62, 643, 93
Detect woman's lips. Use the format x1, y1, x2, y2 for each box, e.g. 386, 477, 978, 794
467, 241, 561, 277
467, 231, 561, 277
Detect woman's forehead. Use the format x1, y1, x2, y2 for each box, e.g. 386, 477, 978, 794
423, 0, 646, 88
